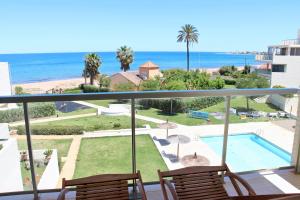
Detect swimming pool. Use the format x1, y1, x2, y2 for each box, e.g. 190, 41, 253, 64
201, 134, 291, 172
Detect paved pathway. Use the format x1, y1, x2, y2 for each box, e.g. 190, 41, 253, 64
56, 135, 82, 187
73, 101, 107, 110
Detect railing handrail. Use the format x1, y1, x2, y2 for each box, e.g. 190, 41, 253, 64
281, 39, 300, 45
0, 88, 299, 104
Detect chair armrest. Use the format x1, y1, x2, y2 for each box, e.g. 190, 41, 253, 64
227, 172, 256, 196
163, 179, 179, 200
136, 180, 147, 200
57, 188, 69, 200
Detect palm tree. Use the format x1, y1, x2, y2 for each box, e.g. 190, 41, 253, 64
177, 24, 199, 71
116, 46, 134, 72
84, 53, 101, 85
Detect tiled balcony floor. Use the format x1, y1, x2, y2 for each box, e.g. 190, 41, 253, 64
1, 169, 300, 200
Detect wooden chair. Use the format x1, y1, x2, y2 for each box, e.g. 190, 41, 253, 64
158, 165, 256, 200
57, 171, 147, 200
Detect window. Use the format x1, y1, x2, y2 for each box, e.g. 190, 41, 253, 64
275, 48, 287, 55
290, 48, 300, 56
272, 64, 286, 72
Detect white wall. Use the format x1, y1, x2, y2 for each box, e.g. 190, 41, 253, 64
268, 94, 298, 117
0, 138, 23, 193
0, 123, 9, 140
271, 55, 300, 88
0, 62, 12, 96
37, 149, 59, 190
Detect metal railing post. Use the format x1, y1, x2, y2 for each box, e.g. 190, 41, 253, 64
222, 96, 231, 166
23, 102, 39, 200
131, 98, 137, 198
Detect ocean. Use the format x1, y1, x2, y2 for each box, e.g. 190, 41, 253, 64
0, 52, 261, 84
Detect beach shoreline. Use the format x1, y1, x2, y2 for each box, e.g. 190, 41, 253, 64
13, 77, 85, 94
11, 65, 253, 94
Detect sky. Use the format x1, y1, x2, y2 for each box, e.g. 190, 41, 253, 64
0, 0, 299, 53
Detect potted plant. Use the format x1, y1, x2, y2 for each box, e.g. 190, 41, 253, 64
43, 149, 53, 165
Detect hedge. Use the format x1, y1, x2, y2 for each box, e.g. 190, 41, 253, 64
138, 99, 187, 113
0, 103, 56, 123
224, 79, 236, 85
82, 85, 109, 93
138, 97, 224, 113
188, 97, 224, 110
16, 125, 83, 135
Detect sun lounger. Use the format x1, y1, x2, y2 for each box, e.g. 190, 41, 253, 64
57, 171, 147, 200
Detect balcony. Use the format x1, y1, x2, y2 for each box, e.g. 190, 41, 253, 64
255, 54, 273, 61
0, 89, 300, 200
281, 39, 300, 46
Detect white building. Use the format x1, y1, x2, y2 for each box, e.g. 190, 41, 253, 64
256, 30, 300, 116
257, 30, 300, 88
0, 62, 18, 110
0, 123, 24, 192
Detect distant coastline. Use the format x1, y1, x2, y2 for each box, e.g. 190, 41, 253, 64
0, 51, 262, 84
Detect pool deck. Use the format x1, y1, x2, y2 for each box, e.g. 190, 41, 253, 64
150, 121, 295, 170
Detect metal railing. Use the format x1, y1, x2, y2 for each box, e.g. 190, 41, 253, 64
281, 39, 300, 46
0, 88, 300, 199
255, 54, 273, 61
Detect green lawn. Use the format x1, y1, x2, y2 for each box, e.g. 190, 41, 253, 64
203, 96, 279, 113
18, 139, 72, 170
73, 135, 168, 182
36, 115, 157, 131
202, 96, 281, 123
18, 139, 72, 190
137, 108, 220, 126
137, 96, 281, 125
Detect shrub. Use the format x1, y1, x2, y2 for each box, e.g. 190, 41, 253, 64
82, 85, 100, 93
188, 97, 224, 110
16, 125, 83, 135
140, 79, 161, 91
114, 83, 136, 91
209, 77, 225, 89
224, 79, 236, 85
98, 87, 109, 92
113, 122, 121, 128
15, 86, 25, 95
0, 103, 56, 123
138, 99, 187, 113
272, 85, 294, 98
218, 66, 237, 76
162, 81, 186, 90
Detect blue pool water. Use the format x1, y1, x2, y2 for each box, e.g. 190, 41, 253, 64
201, 134, 291, 172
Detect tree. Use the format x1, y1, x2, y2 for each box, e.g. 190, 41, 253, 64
236, 74, 270, 111
116, 46, 134, 72
177, 24, 199, 71
140, 79, 161, 91
98, 74, 111, 88
218, 65, 238, 76
84, 53, 101, 85
242, 65, 251, 74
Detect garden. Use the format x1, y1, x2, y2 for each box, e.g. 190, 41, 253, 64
73, 135, 168, 182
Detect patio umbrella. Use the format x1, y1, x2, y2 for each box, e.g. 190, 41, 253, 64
158, 119, 177, 138
167, 134, 191, 159
180, 152, 210, 167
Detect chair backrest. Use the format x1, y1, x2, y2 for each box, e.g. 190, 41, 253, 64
62, 171, 146, 200
158, 165, 230, 200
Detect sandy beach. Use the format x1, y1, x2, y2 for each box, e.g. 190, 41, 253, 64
13, 77, 85, 94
